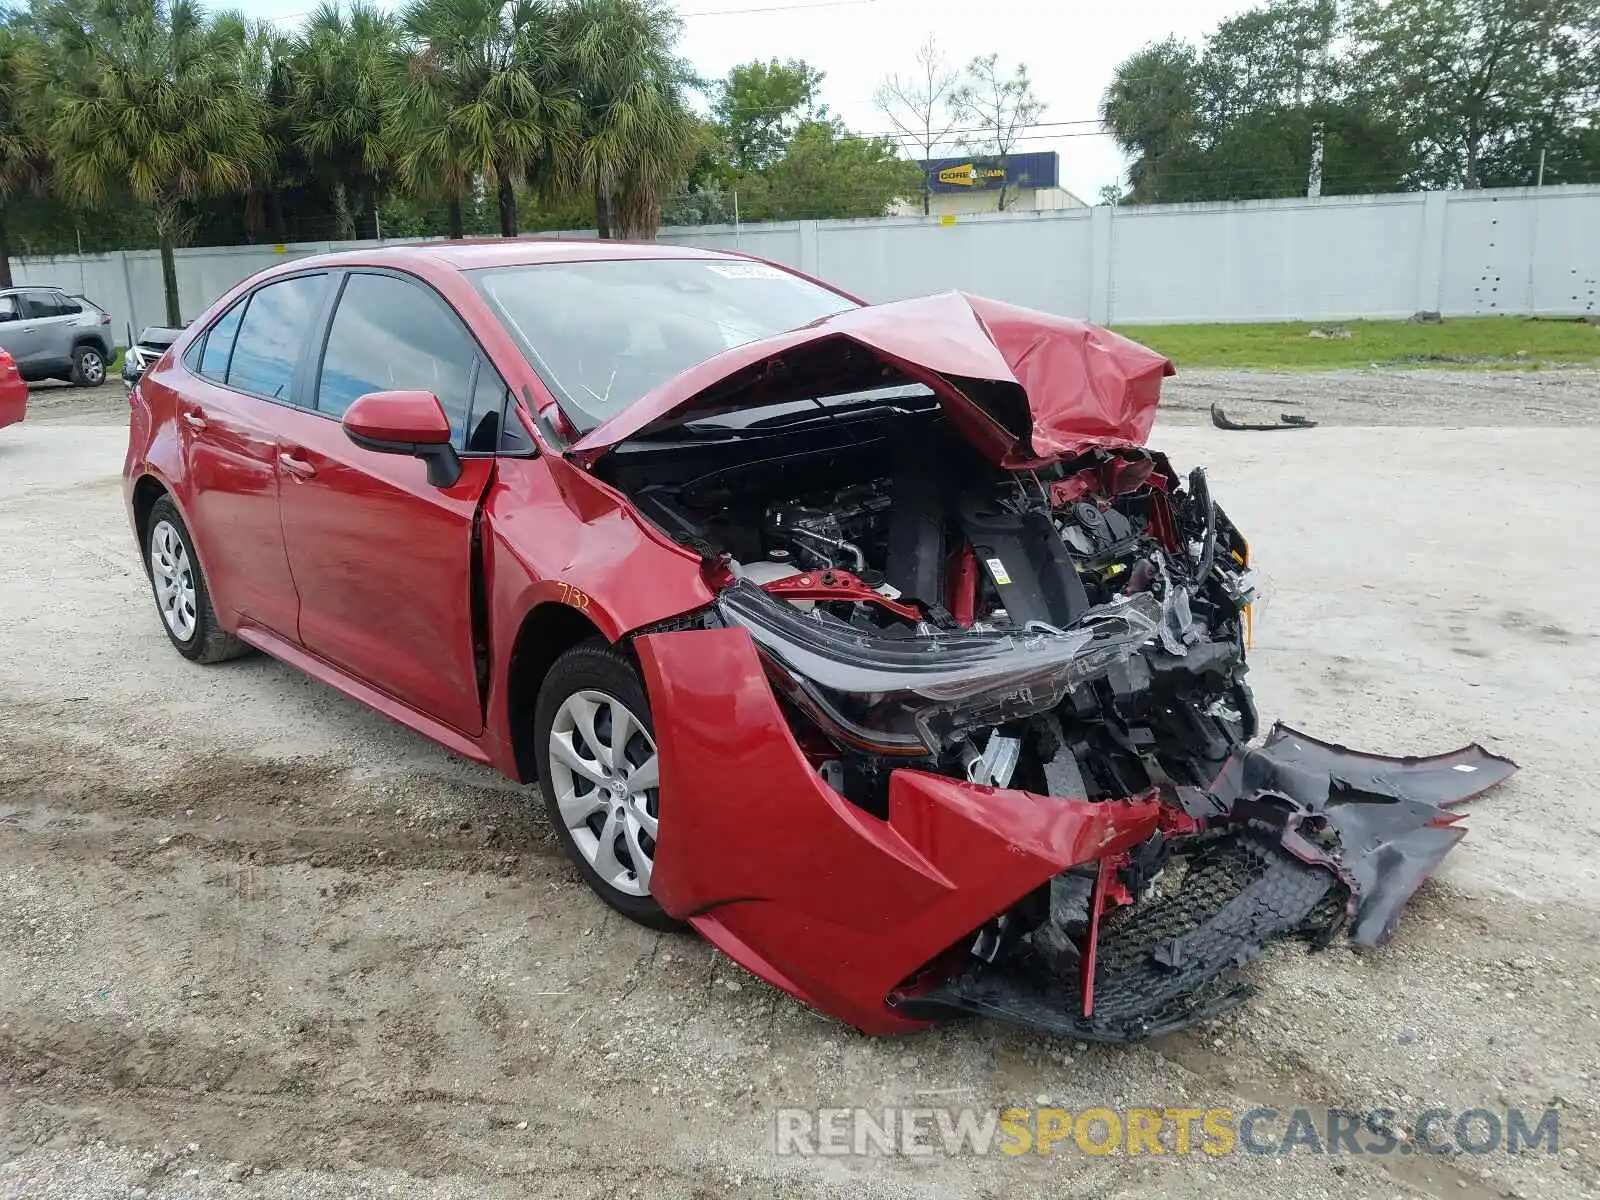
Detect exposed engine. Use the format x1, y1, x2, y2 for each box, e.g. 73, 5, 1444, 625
613, 413, 1259, 815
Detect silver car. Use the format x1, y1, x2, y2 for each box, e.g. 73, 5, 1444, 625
0, 286, 115, 386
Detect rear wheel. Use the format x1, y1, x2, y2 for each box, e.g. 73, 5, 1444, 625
533, 640, 679, 931
70, 344, 106, 387
145, 497, 251, 663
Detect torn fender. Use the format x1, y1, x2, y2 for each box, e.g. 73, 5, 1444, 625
570, 292, 1174, 468
635, 626, 1161, 1034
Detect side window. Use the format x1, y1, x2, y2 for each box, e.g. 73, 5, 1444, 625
315, 272, 476, 443
22, 291, 68, 318
227, 274, 327, 400
0, 296, 17, 323
198, 299, 246, 381
498, 394, 535, 454
465, 358, 506, 452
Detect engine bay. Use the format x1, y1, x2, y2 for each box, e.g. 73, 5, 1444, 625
603, 404, 1259, 813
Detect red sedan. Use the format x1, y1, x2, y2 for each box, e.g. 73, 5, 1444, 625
124, 241, 1513, 1042
0, 348, 26, 430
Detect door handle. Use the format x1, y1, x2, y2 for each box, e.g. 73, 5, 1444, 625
278, 452, 317, 481
180, 410, 207, 432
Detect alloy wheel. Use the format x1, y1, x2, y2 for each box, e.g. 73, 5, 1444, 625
546, 689, 660, 897
149, 520, 197, 640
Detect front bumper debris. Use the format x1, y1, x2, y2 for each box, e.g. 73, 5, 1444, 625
893, 724, 1515, 1043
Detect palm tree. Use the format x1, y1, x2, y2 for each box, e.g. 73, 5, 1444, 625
214, 11, 295, 242
286, 1, 399, 241
45, 0, 270, 323
0, 27, 51, 288
552, 0, 699, 238
392, 0, 568, 238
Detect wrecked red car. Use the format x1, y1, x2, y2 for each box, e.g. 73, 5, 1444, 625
124, 242, 1515, 1042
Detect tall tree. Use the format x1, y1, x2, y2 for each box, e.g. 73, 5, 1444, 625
1102, 1, 1419, 203
714, 57, 822, 173
951, 53, 1044, 211
0, 27, 51, 287
1100, 37, 1200, 203
873, 35, 961, 215
1350, 0, 1596, 188
286, 1, 400, 240
553, 0, 698, 239
1196, 0, 1340, 127
45, 0, 270, 323
393, 0, 567, 238
740, 118, 920, 220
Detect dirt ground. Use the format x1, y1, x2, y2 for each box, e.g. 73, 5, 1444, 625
2, 370, 1599, 1200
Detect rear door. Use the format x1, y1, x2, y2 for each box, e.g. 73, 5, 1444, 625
272, 268, 498, 736
20, 291, 77, 370
174, 274, 328, 638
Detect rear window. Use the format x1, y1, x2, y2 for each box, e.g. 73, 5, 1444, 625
23, 291, 77, 318
227, 274, 328, 400
471, 258, 856, 431
198, 301, 246, 381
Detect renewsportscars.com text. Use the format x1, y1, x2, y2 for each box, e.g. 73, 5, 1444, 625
774, 1105, 1560, 1158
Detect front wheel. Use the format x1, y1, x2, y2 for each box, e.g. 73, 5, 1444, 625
532, 640, 679, 931
70, 345, 106, 387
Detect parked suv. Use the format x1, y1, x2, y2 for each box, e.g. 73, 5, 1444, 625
0, 286, 115, 386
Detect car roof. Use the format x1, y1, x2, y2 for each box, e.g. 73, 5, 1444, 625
283, 238, 749, 273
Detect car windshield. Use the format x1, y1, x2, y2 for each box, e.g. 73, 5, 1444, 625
470, 257, 858, 431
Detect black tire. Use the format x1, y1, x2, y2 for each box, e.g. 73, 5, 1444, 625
144, 496, 251, 664
532, 639, 681, 932
70, 344, 106, 387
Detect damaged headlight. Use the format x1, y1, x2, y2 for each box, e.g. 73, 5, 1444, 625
715, 581, 1162, 757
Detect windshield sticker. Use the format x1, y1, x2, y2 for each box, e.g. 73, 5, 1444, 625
706, 263, 789, 280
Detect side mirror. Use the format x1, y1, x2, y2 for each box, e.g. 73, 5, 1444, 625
341, 390, 462, 487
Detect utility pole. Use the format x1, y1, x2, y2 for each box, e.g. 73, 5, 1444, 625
1536, 148, 1546, 187
1308, 121, 1325, 198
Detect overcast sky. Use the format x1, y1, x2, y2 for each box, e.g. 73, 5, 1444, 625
670, 0, 1255, 199
252, 0, 1258, 201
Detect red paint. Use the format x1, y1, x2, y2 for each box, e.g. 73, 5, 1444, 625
272, 402, 495, 736
1081, 857, 1117, 1019
341, 389, 453, 444
945, 543, 979, 627
121, 239, 1182, 1034
761, 568, 924, 623
0, 350, 27, 429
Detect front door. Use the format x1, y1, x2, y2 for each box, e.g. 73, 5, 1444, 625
0, 294, 40, 373
274, 269, 498, 736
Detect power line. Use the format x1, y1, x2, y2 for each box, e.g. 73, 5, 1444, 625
679, 0, 880, 15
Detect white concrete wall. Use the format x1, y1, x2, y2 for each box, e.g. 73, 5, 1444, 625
13, 185, 1597, 340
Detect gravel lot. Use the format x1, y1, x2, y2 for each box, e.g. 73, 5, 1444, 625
2, 370, 1599, 1200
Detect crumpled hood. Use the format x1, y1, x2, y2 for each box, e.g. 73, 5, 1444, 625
567, 291, 1175, 467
